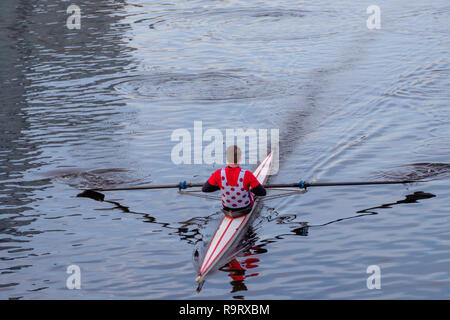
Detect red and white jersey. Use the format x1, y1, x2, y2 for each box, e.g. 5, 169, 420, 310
220, 168, 251, 208
207, 166, 261, 209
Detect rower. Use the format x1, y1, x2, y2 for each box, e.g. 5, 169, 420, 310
202, 145, 266, 218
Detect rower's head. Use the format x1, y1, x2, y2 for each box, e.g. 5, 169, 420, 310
226, 145, 241, 167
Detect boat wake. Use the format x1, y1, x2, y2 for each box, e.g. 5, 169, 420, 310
375, 162, 450, 181
47, 168, 151, 189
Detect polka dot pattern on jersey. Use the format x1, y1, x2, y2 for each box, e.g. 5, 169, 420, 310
220, 168, 250, 208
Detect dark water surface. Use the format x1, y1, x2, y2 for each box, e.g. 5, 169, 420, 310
0, 0, 449, 299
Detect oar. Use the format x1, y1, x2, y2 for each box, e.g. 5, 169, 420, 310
264, 179, 424, 189
77, 182, 204, 201
77, 179, 423, 201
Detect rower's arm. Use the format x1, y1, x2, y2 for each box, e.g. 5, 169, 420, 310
203, 170, 221, 192
202, 181, 220, 193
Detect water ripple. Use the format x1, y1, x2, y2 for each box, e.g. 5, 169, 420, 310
114, 72, 289, 101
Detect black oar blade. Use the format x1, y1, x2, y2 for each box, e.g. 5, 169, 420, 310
77, 189, 105, 202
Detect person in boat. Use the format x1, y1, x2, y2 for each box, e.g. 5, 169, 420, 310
202, 145, 266, 217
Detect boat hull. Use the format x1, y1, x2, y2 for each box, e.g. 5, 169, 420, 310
196, 152, 273, 283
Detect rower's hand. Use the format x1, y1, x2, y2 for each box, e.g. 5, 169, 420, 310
250, 184, 266, 196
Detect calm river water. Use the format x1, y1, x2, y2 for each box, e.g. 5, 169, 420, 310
0, 0, 449, 299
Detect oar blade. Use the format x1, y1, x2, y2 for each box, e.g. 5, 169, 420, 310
77, 189, 105, 202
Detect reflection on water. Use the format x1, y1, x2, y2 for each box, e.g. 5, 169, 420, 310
215, 190, 437, 295
77, 193, 214, 246
357, 191, 436, 214
0, 0, 135, 297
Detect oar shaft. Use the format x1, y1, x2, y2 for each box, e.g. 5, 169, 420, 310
84, 183, 204, 192
81, 179, 422, 193
265, 180, 421, 189
307, 180, 418, 187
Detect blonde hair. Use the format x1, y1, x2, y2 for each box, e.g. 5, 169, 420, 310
226, 145, 242, 164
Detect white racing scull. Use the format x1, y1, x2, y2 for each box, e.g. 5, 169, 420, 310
195, 151, 274, 284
